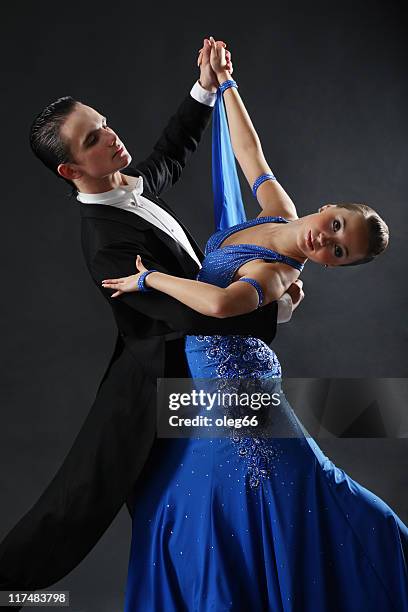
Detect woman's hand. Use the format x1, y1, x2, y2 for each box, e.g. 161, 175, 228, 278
101, 255, 149, 298
209, 36, 230, 78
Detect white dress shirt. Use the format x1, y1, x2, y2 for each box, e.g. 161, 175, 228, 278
77, 82, 294, 324
78, 174, 202, 267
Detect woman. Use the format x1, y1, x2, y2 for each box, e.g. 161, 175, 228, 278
103, 40, 406, 611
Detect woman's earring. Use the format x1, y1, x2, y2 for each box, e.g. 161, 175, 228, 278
323, 264, 328, 268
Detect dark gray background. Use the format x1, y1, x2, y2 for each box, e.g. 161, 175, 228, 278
1, 1, 407, 610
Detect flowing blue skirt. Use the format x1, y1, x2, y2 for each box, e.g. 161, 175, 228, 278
124, 336, 408, 611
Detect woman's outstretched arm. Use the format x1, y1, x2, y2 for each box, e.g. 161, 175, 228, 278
209, 38, 298, 221
102, 256, 296, 318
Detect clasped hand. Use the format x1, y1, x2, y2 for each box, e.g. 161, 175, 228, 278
197, 36, 233, 92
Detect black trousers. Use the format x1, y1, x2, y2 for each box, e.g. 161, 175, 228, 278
0, 336, 156, 608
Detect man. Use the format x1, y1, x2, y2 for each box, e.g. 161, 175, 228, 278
0, 38, 303, 598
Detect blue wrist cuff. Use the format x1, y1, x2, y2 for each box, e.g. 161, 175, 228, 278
219, 79, 238, 95
237, 277, 264, 307
137, 269, 157, 293
252, 173, 276, 197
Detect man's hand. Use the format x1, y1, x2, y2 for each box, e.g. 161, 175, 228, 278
197, 37, 233, 93
286, 279, 305, 313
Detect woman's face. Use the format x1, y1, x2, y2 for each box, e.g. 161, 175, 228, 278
301, 205, 369, 266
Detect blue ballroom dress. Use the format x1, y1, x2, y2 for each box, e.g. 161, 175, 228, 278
124, 216, 408, 612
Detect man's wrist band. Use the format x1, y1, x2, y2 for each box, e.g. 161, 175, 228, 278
137, 270, 157, 292
252, 173, 276, 197
219, 79, 238, 94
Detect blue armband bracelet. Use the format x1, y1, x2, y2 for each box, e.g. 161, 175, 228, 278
137, 269, 157, 293
219, 79, 238, 95
237, 277, 264, 307
252, 173, 276, 198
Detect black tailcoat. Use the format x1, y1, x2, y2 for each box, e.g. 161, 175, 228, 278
0, 94, 278, 594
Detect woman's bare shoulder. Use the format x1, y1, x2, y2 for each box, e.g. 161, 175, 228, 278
255, 179, 299, 221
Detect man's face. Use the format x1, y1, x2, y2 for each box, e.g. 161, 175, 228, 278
59, 102, 131, 181
303, 205, 369, 266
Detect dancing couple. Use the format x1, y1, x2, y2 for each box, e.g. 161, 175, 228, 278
0, 36, 406, 611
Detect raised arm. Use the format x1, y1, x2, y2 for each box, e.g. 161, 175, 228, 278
127, 39, 232, 197
209, 38, 298, 221
127, 93, 212, 196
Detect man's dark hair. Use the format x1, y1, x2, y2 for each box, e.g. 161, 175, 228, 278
29, 96, 79, 191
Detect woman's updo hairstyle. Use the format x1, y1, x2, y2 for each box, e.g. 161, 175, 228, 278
332, 203, 389, 266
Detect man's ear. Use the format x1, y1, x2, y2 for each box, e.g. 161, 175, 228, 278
57, 162, 82, 181
318, 203, 335, 213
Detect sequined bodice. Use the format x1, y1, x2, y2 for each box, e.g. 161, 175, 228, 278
197, 215, 303, 287
187, 216, 304, 383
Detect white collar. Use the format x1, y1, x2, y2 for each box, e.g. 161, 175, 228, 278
77, 175, 144, 205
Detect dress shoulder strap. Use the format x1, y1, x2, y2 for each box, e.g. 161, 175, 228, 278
207, 216, 289, 254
